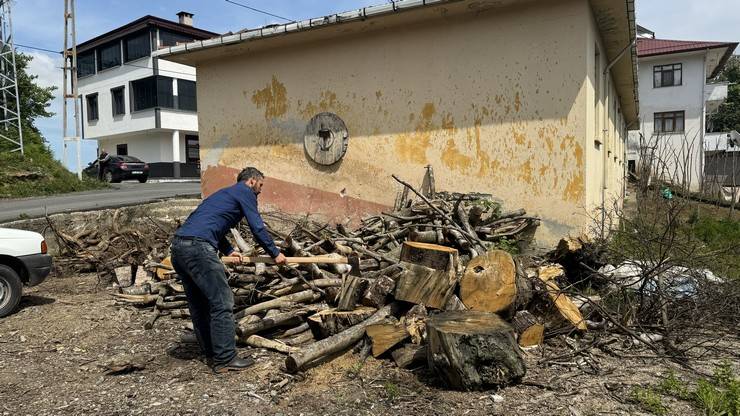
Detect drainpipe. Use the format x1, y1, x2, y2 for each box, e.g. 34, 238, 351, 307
699, 50, 707, 193
601, 38, 636, 237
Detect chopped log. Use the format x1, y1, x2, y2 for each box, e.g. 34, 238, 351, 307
336, 275, 367, 311
113, 293, 158, 306
271, 278, 342, 297
279, 322, 310, 338
426, 310, 526, 390
459, 250, 517, 313
155, 257, 173, 280
284, 330, 315, 346
237, 310, 306, 338
169, 308, 190, 319
394, 262, 456, 309
444, 294, 468, 311
307, 307, 377, 339
366, 320, 410, 357
400, 241, 459, 271
230, 228, 254, 254
285, 304, 392, 373
155, 297, 188, 310
243, 335, 298, 354
114, 265, 133, 287
511, 310, 544, 347
233, 290, 322, 320
391, 344, 427, 368
360, 275, 395, 308
403, 304, 427, 344
536, 272, 587, 331
408, 230, 440, 244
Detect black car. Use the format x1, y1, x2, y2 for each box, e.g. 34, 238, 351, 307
83, 155, 149, 183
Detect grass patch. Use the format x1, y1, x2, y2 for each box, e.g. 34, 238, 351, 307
0, 146, 107, 199
631, 386, 668, 415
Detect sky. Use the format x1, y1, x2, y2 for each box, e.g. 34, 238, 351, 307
13, 0, 740, 171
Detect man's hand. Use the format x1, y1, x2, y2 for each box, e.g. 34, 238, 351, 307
225, 251, 244, 263
273, 252, 287, 265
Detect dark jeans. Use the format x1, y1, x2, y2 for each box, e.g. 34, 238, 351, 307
170, 236, 236, 365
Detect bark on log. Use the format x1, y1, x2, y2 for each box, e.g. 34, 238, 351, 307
426, 310, 526, 390
336, 275, 367, 311
511, 310, 544, 347
283, 330, 315, 346
233, 290, 321, 320
285, 304, 392, 373
459, 250, 518, 313
307, 307, 377, 339
366, 320, 410, 357
242, 335, 298, 354
271, 278, 342, 297
279, 322, 310, 338
444, 294, 468, 311
360, 275, 396, 308
394, 262, 456, 309
400, 241, 459, 271
391, 344, 427, 368
237, 310, 306, 338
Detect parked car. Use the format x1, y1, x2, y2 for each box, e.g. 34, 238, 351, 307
0, 228, 53, 317
83, 155, 149, 183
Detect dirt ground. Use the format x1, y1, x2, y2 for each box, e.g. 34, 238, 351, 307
3, 274, 736, 415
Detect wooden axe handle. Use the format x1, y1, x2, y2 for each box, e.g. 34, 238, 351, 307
221, 255, 348, 265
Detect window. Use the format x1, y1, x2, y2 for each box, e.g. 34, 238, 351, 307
653, 63, 682, 88
131, 75, 174, 111
185, 135, 199, 164
177, 79, 197, 111
159, 30, 193, 47
124, 30, 150, 62
116, 144, 128, 156
654, 111, 685, 133
86, 93, 98, 122
78, 51, 95, 77
97, 41, 121, 71
111, 86, 125, 116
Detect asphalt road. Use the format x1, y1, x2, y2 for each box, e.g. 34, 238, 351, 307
0, 181, 201, 223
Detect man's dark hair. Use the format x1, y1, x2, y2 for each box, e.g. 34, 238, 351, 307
237, 167, 264, 183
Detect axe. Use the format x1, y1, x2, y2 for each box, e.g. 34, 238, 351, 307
221, 252, 362, 276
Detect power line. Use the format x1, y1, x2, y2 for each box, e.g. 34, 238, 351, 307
224, 0, 292, 22
15, 43, 59, 54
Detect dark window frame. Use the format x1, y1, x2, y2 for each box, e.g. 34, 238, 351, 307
185, 135, 199, 164
116, 143, 128, 156
654, 111, 685, 134
86, 93, 99, 122
653, 63, 682, 88
111, 86, 126, 117
159, 29, 193, 47
130, 75, 174, 112
96, 41, 122, 71
78, 51, 96, 78
123, 30, 151, 62
177, 79, 197, 112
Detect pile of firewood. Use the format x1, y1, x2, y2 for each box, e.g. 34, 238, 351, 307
109, 169, 594, 391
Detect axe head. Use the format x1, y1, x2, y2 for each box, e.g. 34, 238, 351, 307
347, 253, 362, 277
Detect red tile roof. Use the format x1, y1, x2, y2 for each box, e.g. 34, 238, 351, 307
637, 38, 736, 57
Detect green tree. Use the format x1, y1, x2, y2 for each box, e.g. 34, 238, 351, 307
710, 55, 740, 133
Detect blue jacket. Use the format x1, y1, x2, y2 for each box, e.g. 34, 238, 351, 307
175, 182, 280, 257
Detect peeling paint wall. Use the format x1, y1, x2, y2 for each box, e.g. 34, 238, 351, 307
194, 0, 625, 246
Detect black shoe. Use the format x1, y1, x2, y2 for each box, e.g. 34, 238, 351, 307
212, 356, 255, 374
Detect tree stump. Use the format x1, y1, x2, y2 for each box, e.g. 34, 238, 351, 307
511, 310, 544, 347
459, 250, 520, 313
426, 310, 525, 390
394, 262, 456, 309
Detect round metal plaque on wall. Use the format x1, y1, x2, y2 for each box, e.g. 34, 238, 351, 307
304, 112, 349, 166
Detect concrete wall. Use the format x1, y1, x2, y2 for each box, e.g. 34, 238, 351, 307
634, 51, 707, 191
98, 130, 174, 163
194, 0, 629, 245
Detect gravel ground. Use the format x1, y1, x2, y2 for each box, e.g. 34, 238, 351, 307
1, 274, 734, 416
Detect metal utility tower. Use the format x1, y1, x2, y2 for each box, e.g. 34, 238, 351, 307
63, 0, 81, 179
0, 0, 23, 155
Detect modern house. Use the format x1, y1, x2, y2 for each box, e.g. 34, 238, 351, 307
75, 12, 218, 178
627, 26, 737, 192
156, 0, 639, 245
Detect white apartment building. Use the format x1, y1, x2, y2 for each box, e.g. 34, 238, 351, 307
627, 25, 737, 192
75, 12, 217, 178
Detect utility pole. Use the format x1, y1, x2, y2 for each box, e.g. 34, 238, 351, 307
0, 0, 23, 155
62, 0, 81, 179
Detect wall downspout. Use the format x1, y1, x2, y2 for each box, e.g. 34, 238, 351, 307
699, 50, 707, 193
601, 38, 636, 237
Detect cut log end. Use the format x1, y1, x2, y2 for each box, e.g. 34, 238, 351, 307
459, 250, 517, 313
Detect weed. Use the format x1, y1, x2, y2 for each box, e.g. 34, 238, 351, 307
656, 363, 740, 416
487, 236, 519, 255
383, 381, 400, 401
631, 386, 667, 415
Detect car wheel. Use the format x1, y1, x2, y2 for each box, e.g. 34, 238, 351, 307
104, 170, 114, 183
0, 265, 23, 318
138, 177, 148, 183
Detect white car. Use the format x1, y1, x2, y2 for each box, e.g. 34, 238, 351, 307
0, 228, 53, 317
